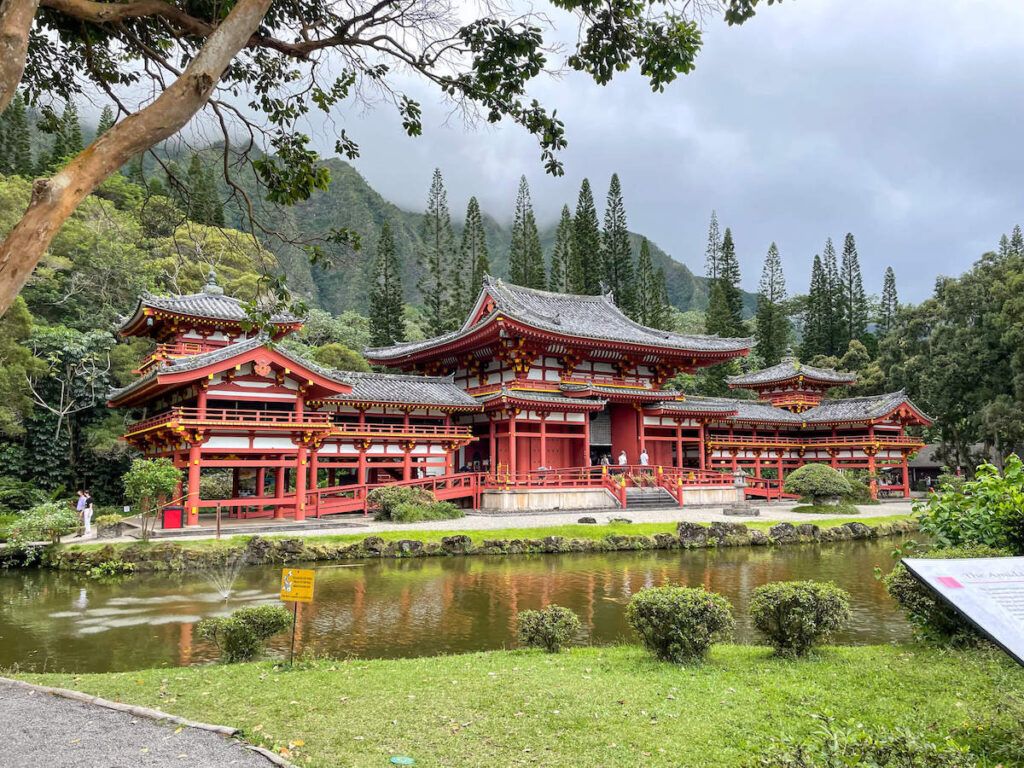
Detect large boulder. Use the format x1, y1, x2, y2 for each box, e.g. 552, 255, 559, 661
441, 534, 473, 554
769, 522, 800, 544
841, 522, 874, 539
749, 529, 771, 546
577, 516, 598, 524
708, 521, 750, 546
361, 536, 387, 555
388, 539, 424, 556
796, 523, 821, 540
677, 521, 709, 548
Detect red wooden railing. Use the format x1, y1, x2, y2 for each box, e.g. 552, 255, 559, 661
127, 407, 333, 434
332, 423, 474, 439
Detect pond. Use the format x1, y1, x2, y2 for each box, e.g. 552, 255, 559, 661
0, 537, 914, 673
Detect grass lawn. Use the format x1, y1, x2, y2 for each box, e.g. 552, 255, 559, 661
26, 644, 1020, 767
62, 513, 914, 554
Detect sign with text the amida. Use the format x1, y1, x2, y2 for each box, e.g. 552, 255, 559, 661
903, 556, 1024, 666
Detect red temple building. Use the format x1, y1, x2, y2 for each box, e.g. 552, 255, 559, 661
110, 274, 929, 527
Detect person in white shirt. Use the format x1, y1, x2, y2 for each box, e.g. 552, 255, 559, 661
617, 450, 627, 467
639, 448, 649, 467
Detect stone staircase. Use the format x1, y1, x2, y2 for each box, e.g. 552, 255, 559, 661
624, 487, 677, 509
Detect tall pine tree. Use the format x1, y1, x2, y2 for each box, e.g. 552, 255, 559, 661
461, 196, 489, 301
706, 227, 744, 337
755, 242, 790, 365
548, 205, 573, 293
507, 176, 545, 288
601, 173, 635, 314
838, 232, 867, 346
822, 237, 843, 355
704, 210, 722, 280
801, 254, 829, 359
878, 266, 899, 334
572, 178, 602, 294
634, 238, 658, 326
184, 153, 224, 226
96, 106, 116, 135
1010, 225, 1024, 257
369, 221, 406, 346
651, 267, 672, 330
418, 169, 456, 335
0, 92, 32, 176
61, 102, 83, 156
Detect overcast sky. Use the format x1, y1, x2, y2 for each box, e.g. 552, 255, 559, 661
306, 0, 1024, 301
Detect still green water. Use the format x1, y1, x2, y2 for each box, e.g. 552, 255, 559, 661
0, 538, 913, 673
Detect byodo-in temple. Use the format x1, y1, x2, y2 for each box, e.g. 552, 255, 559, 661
110, 272, 930, 527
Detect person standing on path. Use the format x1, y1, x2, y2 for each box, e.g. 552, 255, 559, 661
639, 448, 650, 467
74, 490, 87, 537
81, 489, 94, 536
617, 450, 628, 467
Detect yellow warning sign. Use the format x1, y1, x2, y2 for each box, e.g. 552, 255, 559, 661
280, 568, 315, 603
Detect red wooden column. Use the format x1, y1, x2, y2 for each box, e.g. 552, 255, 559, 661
274, 463, 286, 519
582, 411, 591, 467
185, 440, 202, 526
294, 443, 308, 521
901, 452, 911, 498
776, 450, 784, 486
637, 405, 646, 453
488, 417, 496, 471
697, 421, 706, 470
675, 422, 683, 469
508, 414, 518, 477
402, 443, 413, 481
309, 446, 320, 516
256, 467, 265, 497
444, 413, 454, 475
539, 414, 548, 468
357, 443, 368, 485
231, 468, 240, 499
196, 384, 208, 418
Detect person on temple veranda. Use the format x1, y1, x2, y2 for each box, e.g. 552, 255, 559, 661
639, 448, 650, 468
618, 450, 628, 467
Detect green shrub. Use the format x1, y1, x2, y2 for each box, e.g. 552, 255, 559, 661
757, 714, 978, 767
625, 585, 734, 663
841, 471, 877, 504
884, 545, 1010, 647
195, 604, 293, 663
783, 464, 852, 503
368, 486, 437, 521
388, 500, 464, 523
0, 477, 48, 515
94, 514, 123, 528
516, 605, 582, 653
87, 559, 136, 579
749, 580, 851, 657
199, 471, 233, 500
791, 502, 860, 516
915, 455, 1024, 554
7, 502, 79, 544
123, 458, 182, 541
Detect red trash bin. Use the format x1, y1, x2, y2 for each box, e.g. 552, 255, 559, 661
162, 506, 183, 529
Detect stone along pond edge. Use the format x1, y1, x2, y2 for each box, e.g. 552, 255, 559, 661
40, 518, 920, 573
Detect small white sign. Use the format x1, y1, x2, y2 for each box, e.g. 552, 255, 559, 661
903, 556, 1024, 666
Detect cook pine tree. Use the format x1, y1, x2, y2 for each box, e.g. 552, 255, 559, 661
572, 178, 603, 294
822, 237, 843, 355
755, 242, 790, 366
705, 226, 744, 338
602, 173, 635, 315
878, 266, 899, 334
418, 168, 456, 335
838, 232, 867, 346
548, 205, 573, 293
461, 196, 490, 302
508, 176, 545, 289
0, 92, 32, 176
369, 221, 405, 346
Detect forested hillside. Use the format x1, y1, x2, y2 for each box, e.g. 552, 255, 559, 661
216, 155, 753, 316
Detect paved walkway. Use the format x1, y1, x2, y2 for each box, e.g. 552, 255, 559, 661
0, 679, 271, 768
72, 500, 915, 546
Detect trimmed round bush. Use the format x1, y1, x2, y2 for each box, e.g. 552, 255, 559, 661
749, 580, 852, 657
884, 545, 1009, 647
783, 464, 853, 503
625, 585, 734, 663
367, 486, 436, 520
516, 605, 582, 653
195, 604, 293, 663
390, 500, 464, 523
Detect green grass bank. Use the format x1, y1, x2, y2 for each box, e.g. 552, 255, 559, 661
26, 644, 1022, 767
38, 515, 918, 572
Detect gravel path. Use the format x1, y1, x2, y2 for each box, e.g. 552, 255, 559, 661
81, 500, 915, 545
0, 680, 271, 768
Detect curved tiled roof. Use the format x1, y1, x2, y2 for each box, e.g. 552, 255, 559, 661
728, 356, 856, 387
799, 390, 931, 424
366, 276, 753, 360
108, 336, 348, 403
477, 387, 608, 408
118, 272, 300, 333
322, 371, 480, 409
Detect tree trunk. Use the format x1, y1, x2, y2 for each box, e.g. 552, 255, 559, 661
0, 0, 274, 316
0, 0, 38, 112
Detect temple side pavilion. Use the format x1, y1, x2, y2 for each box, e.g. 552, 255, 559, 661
110, 274, 929, 527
